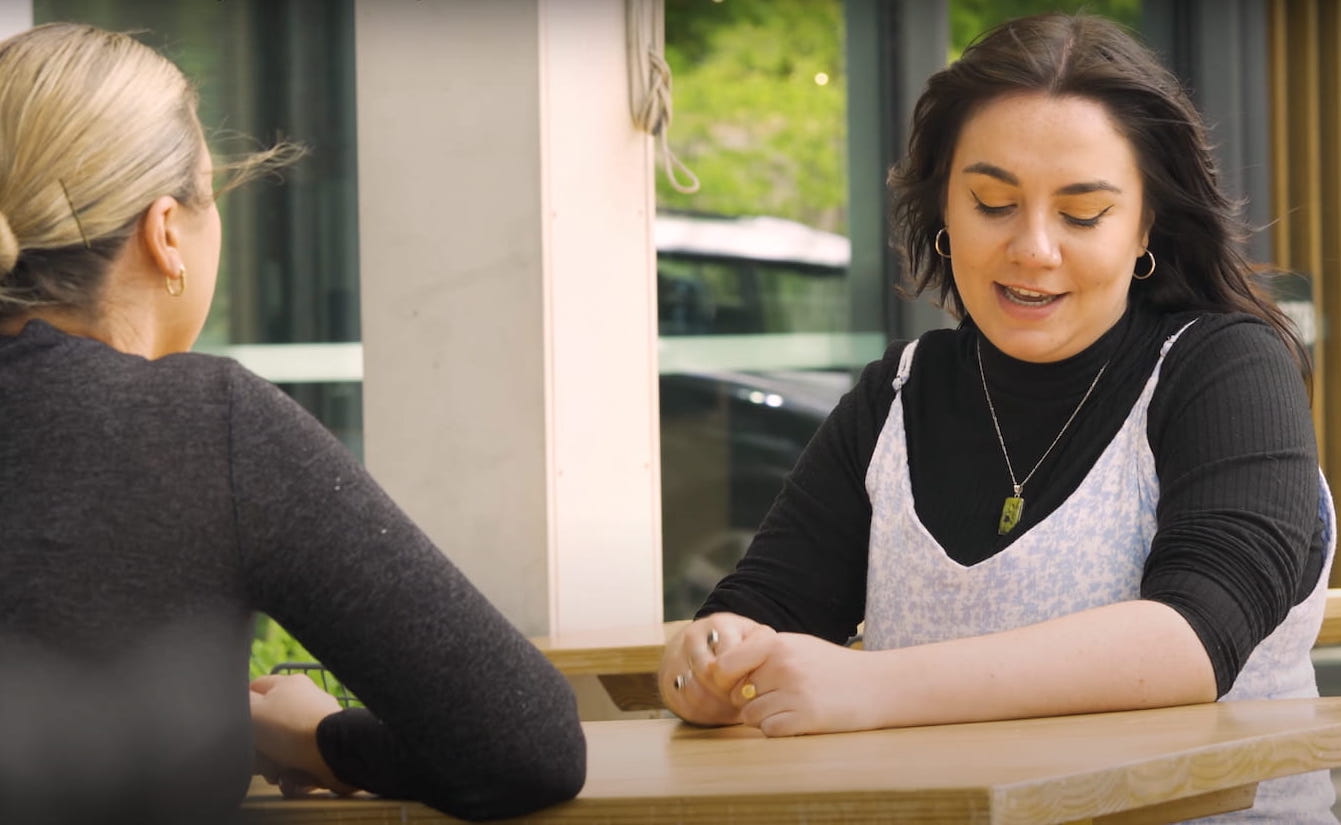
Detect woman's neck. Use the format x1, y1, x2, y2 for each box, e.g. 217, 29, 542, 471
0, 306, 157, 358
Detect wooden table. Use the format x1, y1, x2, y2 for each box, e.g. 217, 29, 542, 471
240, 697, 1341, 824
527, 620, 688, 711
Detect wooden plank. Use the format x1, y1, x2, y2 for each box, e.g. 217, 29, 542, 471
1319, 0, 1341, 540
1316, 588, 1341, 646
528, 620, 688, 676
241, 699, 1341, 825
596, 673, 663, 711
1089, 784, 1256, 824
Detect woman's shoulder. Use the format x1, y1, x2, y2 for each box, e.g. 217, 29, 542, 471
161, 354, 326, 437
1151, 309, 1308, 415
1160, 310, 1296, 367
845, 329, 958, 407
11, 321, 248, 404
145, 349, 267, 400
867, 327, 959, 376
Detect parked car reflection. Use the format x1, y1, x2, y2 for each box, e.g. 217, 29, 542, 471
656, 212, 855, 618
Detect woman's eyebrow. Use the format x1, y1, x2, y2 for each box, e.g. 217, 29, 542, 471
1055, 180, 1122, 196
962, 163, 1122, 197
963, 162, 1018, 185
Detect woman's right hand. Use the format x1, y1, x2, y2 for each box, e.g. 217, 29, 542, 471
659, 612, 774, 726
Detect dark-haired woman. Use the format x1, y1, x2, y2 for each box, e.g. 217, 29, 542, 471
659, 13, 1334, 822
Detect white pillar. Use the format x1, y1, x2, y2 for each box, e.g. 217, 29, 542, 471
355, 0, 662, 636
0, 1, 32, 39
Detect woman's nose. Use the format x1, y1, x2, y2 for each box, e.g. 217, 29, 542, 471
1007, 215, 1062, 268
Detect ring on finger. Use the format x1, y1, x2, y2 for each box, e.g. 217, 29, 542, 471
741, 682, 757, 701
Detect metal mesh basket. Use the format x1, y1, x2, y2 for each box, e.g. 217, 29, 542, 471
267, 662, 361, 709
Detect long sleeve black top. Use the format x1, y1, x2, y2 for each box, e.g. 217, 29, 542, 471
701, 305, 1325, 696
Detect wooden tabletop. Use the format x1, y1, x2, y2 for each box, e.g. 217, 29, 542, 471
240, 696, 1341, 824
1318, 588, 1341, 646
528, 619, 689, 676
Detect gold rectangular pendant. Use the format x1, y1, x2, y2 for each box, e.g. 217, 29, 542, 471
998, 496, 1024, 535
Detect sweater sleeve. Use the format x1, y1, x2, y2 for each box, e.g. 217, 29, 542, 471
225, 365, 585, 821
696, 343, 906, 644
1142, 316, 1322, 696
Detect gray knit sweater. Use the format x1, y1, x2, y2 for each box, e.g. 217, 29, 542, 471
0, 320, 584, 824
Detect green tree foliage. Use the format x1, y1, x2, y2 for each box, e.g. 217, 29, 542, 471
951, 0, 1141, 58
250, 615, 317, 679
660, 0, 847, 232
658, 0, 1142, 231
251, 615, 361, 706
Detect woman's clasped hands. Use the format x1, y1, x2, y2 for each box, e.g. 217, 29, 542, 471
661, 613, 882, 737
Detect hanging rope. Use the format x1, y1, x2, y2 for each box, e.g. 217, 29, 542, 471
627, 0, 700, 194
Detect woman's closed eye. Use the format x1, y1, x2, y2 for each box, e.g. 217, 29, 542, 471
970, 190, 1013, 217
971, 191, 1113, 228
1061, 205, 1113, 228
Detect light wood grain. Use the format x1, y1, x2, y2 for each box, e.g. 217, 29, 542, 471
1084, 785, 1257, 825
594, 673, 662, 711
1316, 589, 1341, 646
528, 620, 688, 676
240, 697, 1341, 825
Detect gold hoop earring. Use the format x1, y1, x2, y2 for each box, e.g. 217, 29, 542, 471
934, 227, 951, 259
166, 266, 186, 297
1133, 249, 1156, 280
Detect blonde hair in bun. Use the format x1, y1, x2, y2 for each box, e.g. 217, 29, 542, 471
0, 22, 300, 317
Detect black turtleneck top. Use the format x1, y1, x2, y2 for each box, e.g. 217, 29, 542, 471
699, 303, 1324, 696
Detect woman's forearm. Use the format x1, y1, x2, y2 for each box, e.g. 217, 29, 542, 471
861, 600, 1216, 729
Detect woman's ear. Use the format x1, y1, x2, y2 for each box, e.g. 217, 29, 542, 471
136, 195, 186, 280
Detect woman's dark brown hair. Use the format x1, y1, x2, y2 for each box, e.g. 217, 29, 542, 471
890, 13, 1309, 379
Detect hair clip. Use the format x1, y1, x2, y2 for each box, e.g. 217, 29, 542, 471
58, 179, 90, 249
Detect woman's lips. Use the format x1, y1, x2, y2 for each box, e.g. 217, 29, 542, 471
997, 283, 1062, 307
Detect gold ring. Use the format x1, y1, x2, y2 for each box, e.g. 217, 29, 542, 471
741, 682, 757, 700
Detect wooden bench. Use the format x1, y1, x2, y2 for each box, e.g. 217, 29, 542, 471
531, 589, 1341, 712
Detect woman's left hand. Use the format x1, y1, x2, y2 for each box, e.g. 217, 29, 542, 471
249, 674, 358, 797
716, 631, 882, 737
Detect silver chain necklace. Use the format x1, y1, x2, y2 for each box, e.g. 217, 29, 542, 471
976, 338, 1108, 535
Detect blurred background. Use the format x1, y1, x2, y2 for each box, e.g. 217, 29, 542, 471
21, 0, 1334, 653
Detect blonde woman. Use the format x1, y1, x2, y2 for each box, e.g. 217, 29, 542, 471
0, 22, 584, 824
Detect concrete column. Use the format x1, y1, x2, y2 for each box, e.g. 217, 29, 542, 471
0, 2, 32, 39
355, 0, 662, 635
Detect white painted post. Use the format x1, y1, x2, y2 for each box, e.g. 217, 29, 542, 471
355, 0, 662, 636
0, 1, 32, 39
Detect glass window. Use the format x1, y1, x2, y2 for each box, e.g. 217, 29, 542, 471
34, 0, 362, 454
658, 0, 863, 618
